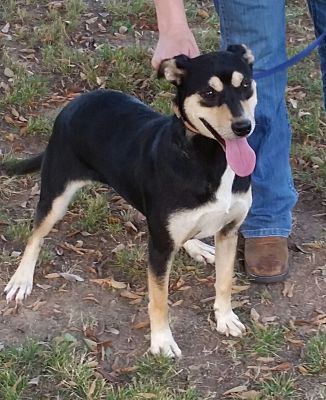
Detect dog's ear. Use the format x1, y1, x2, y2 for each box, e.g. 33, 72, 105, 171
158, 54, 190, 85
227, 44, 254, 66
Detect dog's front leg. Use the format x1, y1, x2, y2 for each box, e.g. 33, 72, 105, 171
214, 231, 245, 337
147, 238, 181, 358
183, 239, 215, 264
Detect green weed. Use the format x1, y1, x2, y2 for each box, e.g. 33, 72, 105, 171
259, 373, 296, 399
250, 324, 285, 357
6, 218, 32, 242
26, 115, 53, 136
303, 333, 326, 374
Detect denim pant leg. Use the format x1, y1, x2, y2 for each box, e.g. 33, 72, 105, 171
307, 0, 326, 110
213, 0, 298, 238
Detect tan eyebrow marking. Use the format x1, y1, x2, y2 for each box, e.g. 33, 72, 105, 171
231, 71, 244, 88
209, 76, 224, 92
241, 44, 255, 64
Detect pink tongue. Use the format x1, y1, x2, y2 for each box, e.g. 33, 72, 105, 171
225, 138, 256, 177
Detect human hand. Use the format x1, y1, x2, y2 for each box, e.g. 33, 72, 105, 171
151, 27, 200, 70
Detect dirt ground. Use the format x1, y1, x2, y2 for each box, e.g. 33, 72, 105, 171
0, 187, 325, 398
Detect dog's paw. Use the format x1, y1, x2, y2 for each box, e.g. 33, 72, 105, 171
183, 239, 215, 264
4, 272, 33, 303
150, 329, 182, 358
215, 310, 245, 337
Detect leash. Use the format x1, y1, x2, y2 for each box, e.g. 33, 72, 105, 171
253, 31, 326, 80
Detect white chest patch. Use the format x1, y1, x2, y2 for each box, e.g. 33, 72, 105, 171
168, 167, 252, 246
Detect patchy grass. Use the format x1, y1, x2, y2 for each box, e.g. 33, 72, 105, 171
0, 0, 17, 21
26, 115, 53, 136
41, 43, 87, 75
113, 245, 147, 280
65, 0, 87, 29
0, 338, 198, 399
287, 47, 326, 193
303, 333, 326, 374
3, 74, 49, 109
78, 193, 108, 233
5, 218, 32, 242
249, 324, 285, 357
105, 0, 157, 33
173, 250, 206, 278
37, 247, 53, 267
259, 373, 296, 399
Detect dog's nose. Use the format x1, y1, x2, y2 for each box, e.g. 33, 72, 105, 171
231, 120, 252, 137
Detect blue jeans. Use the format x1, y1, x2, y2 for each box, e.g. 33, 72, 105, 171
213, 0, 299, 238
307, 0, 326, 110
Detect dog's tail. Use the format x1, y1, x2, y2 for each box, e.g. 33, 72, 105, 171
3, 153, 44, 176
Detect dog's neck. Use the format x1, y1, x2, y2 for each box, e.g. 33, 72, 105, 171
173, 103, 199, 135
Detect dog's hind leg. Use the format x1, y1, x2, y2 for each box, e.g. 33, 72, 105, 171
213, 230, 245, 337
147, 235, 181, 358
183, 239, 215, 264
5, 179, 88, 302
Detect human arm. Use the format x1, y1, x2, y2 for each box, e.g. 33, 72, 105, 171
151, 0, 200, 69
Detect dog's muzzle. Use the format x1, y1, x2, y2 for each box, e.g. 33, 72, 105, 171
231, 119, 252, 137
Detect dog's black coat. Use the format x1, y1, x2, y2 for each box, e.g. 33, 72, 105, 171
19, 90, 249, 233
7, 49, 253, 277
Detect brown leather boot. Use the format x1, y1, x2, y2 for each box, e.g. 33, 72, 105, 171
244, 237, 289, 283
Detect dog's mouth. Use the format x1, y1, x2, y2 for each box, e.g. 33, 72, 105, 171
200, 118, 256, 177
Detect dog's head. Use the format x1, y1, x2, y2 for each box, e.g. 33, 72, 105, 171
158, 44, 257, 176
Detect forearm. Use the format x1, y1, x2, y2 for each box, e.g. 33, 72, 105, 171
152, 0, 199, 69
154, 0, 189, 32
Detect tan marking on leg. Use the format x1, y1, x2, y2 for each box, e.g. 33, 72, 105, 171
214, 231, 245, 337
231, 71, 244, 88
209, 76, 224, 92
148, 262, 181, 357
148, 269, 170, 332
5, 181, 88, 302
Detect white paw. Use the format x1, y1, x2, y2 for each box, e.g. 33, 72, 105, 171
150, 329, 182, 358
215, 310, 245, 337
183, 239, 215, 264
4, 272, 33, 303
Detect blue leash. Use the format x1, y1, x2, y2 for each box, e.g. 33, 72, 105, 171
253, 31, 326, 80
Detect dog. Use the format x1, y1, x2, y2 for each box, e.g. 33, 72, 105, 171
3, 44, 257, 357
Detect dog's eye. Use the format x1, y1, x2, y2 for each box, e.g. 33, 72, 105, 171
241, 79, 251, 88
201, 89, 216, 99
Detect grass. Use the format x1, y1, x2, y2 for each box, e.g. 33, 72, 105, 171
287, 47, 326, 192
3, 74, 48, 109
113, 245, 147, 280
26, 115, 53, 136
5, 218, 32, 242
74, 189, 125, 234
249, 324, 285, 357
0, 50, 49, 110
0, 0, 17, 21
65, 0, 87, 29
78, 194, 109, 233
259, 373, 296, 399
303, 333, 326, 374
105, 0, 157, 32
173, 249, 206, 278
41, 43, 87, 74
37, 247, 53, 267
0, 338, 198, 399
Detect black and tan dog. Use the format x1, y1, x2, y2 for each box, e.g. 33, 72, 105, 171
4, 45, 257, 357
